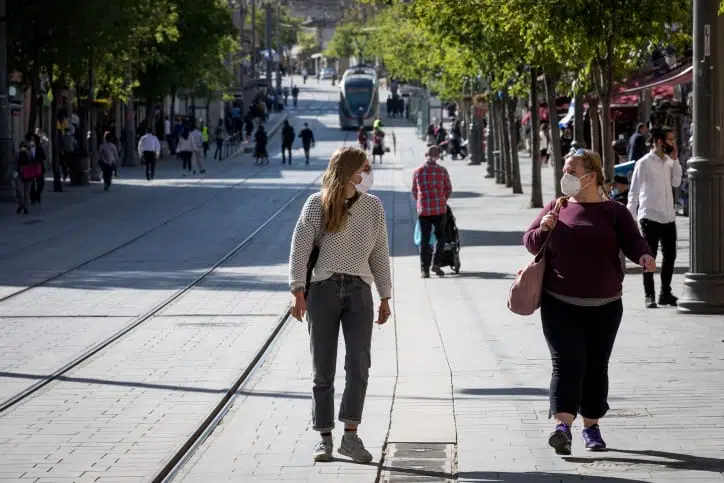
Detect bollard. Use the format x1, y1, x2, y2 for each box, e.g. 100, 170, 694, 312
468, 116, 482, 165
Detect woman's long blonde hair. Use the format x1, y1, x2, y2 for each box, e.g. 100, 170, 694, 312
321, 146, 367, 233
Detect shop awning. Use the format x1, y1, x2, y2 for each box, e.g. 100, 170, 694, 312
618, 65, 693, 96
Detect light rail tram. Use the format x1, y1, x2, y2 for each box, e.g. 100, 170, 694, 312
338, 65, 380, 130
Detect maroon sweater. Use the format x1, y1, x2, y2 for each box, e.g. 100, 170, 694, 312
524, 200, 652, 299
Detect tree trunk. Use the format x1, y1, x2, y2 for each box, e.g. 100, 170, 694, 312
530, 68, 543, 208
600, 51, 615, 182
500, 97, 513, 187
49, 74, 63, 192
494, 100, 505, 184
507, 97, 523, 194
543, 70, 563, 197
88, 61, 99, 182
27, 70, 40, 135
590, 99, 601, 155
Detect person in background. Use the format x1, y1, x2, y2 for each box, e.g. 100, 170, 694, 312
29, 133, 47, 204
610, 175, 630, 206
627, 126, 682, 309
288, 146, 391, 464
213, 119, 225, 161
524, 149, 655, 456
164, 116, 173, 155
292, 85, 300, 107
201, 122, 210, 159
98, 131, 119, 191
411, 145, 452, 278
176, 128, 196, 176
560, 126, 573, 158
15, 141, 38, 215
281, 120, 296, 165
254, 124, 269, 165
190, 124, 206, 174
540, 121, 551, 167
627, 123, 649, 162
357, 127, 368, 152
299, 122, 315, 165
137, 127, 160, 181
371, 127, 385, 164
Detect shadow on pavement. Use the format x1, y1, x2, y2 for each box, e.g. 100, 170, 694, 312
458, 387, 549, 397
565, 448, 724, 473
460, 229, 525, 247
449, 190, 483, 199
456, 471, 651, 482
450, 271, 516, 280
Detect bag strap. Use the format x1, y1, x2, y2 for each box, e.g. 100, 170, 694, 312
314, 192, 361, 245
535, 198, 564, 257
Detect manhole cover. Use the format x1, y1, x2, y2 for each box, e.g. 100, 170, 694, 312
380, 443, 456, 483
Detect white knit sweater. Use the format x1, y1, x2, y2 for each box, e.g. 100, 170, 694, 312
289, 192, 392, 299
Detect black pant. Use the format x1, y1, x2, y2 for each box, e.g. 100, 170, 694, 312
214, 139, 223, 160
639, 218, 677, 297
302, 143, 311, 162
30, 176, 44, 204
419, 214, 446, 270
540, 293, 623, 419
143, 151, 156, 180
100, 163, 114, 189
282, 143, 292, 164
179, 151, 193, 171
202, 141, 209, 158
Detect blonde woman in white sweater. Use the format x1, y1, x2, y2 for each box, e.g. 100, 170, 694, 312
289, 146, 392, 464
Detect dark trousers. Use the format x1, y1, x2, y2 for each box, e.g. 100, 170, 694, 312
282, 143, 292, 164
202, 141, 209, 158
179, 151, 193, 172
100, 163, 114, 189
302, 143, 311, 162
419, 214, 446, 271
30, 176, 44, 204
540, 293, 623, 419
214, 139, 223, 160
639, 218, 677, 297
143, 151, 156, 180
306, 275, 374, 432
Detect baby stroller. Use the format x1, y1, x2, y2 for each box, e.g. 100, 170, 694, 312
439, 205, 462, 274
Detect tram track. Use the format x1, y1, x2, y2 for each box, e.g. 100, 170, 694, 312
0, 130, 351, 415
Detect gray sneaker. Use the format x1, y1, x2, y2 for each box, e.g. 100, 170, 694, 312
338, 432, 373, 463
313, 437, 333, 462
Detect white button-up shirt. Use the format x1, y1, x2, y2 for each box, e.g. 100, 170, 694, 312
137, 134, 161, 157
627, 150, 683, 224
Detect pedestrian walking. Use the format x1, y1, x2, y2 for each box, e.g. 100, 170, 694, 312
191, 125, 206, 174
292, 85, 300, 107
281, 120, 295, 165
137, 127, 161, 181
14, 141, 40, 215
201, 123, 210, 159
357, 127, 368, 151
371, 127, 385, 164
299, 122, 315, 164
176, 129, 196, 175
523, 149, 655, 456
626, 126, 683, 308
540, 121, 551, 167
254, 124, 269, 165
29, 134, 46, 204
288, 146, 391, 464
213, 119, 225, 161
411, 145, 452, 278
98, 131, 119, 191
627, 123, 649, 162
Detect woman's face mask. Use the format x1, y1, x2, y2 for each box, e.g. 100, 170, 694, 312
352, 167, 374, 193
560, 172, 591, 197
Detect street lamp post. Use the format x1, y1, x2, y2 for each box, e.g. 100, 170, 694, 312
678, 0, 724, 314
0, 0, 12, 194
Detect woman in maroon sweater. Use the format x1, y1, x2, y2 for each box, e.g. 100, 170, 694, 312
524, 149, 655, 455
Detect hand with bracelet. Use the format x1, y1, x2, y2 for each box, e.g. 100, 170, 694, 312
292, 287, 391, 325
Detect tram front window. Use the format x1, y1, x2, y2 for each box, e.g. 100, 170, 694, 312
345, 83, 373, 113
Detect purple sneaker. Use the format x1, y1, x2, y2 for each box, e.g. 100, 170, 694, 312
548, 423, 572, 455
582, 424, 607, 451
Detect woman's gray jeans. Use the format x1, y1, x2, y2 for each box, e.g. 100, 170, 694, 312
306, 274, 374, 432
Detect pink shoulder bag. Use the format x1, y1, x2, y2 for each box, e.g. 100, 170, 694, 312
507, 200, 563, 316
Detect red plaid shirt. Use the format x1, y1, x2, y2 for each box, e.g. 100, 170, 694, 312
412, 161, 452, 216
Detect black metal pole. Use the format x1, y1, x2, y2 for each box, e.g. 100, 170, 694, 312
678, 0, 724, 314
572, 92, 585, 149
265, 3, 272, 86
0, 0, 12, 195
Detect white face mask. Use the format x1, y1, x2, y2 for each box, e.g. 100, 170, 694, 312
354, 170, 374, 194
560, 172, 591, 197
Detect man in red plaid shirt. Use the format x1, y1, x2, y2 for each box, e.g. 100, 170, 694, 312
412, 145, 453, 278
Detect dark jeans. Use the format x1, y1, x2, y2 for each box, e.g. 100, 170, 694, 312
303, 143, 311, 162
639, 218, 677, 297
143, 151, 156, 180
306, 274, 374, 432
419, 214, 446, 271
214, 139, 223, 160
100, 163, 114, 189
540, 293, 623, 420
282, 143, 292, 163
30, 176, 44, 204
202, 141, 209, 158
179, 151, 193, 172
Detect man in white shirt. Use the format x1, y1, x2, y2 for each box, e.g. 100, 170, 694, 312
627, 127, 683, 308
137, 127, 161, 181
190, 125, 206, 174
